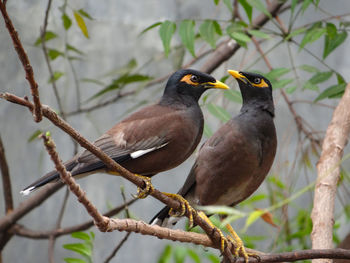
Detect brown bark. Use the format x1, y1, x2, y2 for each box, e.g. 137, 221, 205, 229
311, 83, 350, 263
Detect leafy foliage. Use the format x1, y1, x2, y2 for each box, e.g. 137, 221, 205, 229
63, 231, 95, 263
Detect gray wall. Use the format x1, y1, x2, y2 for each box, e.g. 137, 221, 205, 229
1, 0, 350, 262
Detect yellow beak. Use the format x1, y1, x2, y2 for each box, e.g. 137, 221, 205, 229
228, 70, 247, 83
206, 79, 230, 90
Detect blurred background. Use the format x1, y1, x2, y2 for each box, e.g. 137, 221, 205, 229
1, 0, 350, 262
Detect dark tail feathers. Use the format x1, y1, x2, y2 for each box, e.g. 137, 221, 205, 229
20, 160, 76, 196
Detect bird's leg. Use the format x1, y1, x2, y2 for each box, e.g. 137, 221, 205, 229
226, 224, 259, 263
162, 193, 195, 227
134, 174, 154, 199
197, 211, 228, 253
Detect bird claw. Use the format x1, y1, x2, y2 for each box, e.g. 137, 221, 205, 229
134, 175, 154, 199
226, 224, 256, 263
163, 193, 195, 227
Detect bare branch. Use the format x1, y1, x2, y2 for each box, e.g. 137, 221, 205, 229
10, 198, 136, 239
311, 83, 350, 263
0, 2, 42, 122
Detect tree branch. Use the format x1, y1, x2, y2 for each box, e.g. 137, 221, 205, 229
311, 83, 350, 263
0, 2, 42, 122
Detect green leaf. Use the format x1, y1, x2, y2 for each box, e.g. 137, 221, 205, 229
88, 74, 152, 100
187, 249, 200, 263
207, 253, 220, 263
179, 20, 196, 57
224, 89, 242, 103
285, 27, 307, 41
74, 11, 89, 38
314, 83, 346, 102
238, 0, 252, 23
63, 243, 91, 258
81, 78, 104, 86
213, 21, 222, 35
230, 31, 251, 43
326, 23, 337, 39
248, 29, 270, 39
240, 193, 267, 206
48, 49, 64, 60
199, 20, 217, 48
204, 123, 213, 138
223, 0, 233, 12
159, 20, 176, 57
299, 24, 326, 50
286, 85, 297, 94
48, 71, 64, 83
28, 129, 42, 142
309, 71, 333, 84
34, 31, 58, 46
246, 0, 271, 18
103, 58, 137, 77
174, 246, 187, 263
291, 0, 298, 14
213, 0, 220, 5
71, 232, 91, 242
243, 210, 264, 230
303, 81, 318, 91
64, 258, 86, 263
158, 245, 172, 263
66, 44, 84, 55
323, 30, 347, 59
299, 64, 320, 73
273, 78, 294, 89
266, 68, 290, 79
62, 13, 72, 30
139, 22, 162, 35
207, 103, 231, 122
301, 0, 312, 13
78, 9, 93, 20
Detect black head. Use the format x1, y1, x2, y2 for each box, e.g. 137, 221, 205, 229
228, 70, 274, 116
161, 69, 229, 105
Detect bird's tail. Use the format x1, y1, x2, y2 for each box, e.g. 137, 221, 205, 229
20, 160, 76, 196
149, 206, 182, 228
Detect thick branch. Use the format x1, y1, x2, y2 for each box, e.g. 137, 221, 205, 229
311, 83, 350, 263
0, 2, 42, 121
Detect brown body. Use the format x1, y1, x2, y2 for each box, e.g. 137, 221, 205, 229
190, 109, 276, 206
76, 103, 203, 176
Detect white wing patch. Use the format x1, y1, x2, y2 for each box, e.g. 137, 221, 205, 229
130, 143, 168, 159
20, 186, 35, 196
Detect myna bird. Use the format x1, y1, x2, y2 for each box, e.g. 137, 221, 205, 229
151, 70, 277, 261
20, 69, 229, 196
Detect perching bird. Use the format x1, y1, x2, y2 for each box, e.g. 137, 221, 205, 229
150, 70, 277, 261
21, 69, 229, 196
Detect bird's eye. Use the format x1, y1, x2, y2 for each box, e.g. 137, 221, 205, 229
190, 75, 199, 83
253, 78, 261, 84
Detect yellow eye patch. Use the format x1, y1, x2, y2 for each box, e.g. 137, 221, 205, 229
252, 78, 269, 88
180, 74, 199, 86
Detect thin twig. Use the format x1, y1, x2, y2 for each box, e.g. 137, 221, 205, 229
10, 198, 136, 239
0, 2, 42, 122
40, 0, 65, 121
103, 187, 132, 263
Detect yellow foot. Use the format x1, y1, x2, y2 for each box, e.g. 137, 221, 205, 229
134, 174, 154, 199
226, 224, 258, 263
162, 193, 195, 227
197, 211, 228, 253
